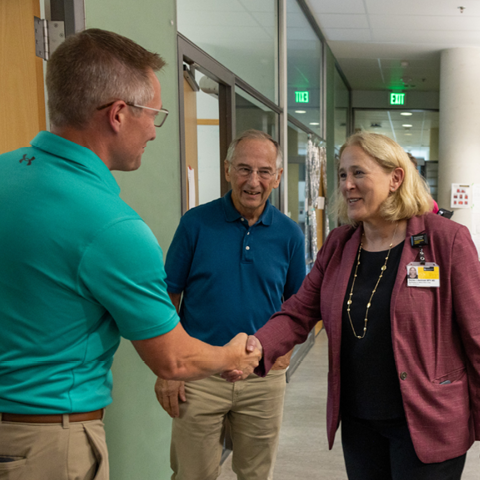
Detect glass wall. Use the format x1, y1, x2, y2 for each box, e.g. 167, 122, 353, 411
334, 68, 349, 154
354, 110, 439, 161
177, 0, 278, 103
235, 87, 280, 208
286, 0, 322, 137
195, 72, 221, 206
178, 0, 346, 220
287, 123, 308, 232
354, 109, 439, 200
235, 87, 278, 139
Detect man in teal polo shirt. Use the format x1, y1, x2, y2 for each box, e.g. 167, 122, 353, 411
155, 130, 306, 480
0, 29, 260, 480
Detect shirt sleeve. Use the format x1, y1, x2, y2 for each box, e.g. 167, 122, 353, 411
255, 228, 335, 376
164, 216, 195, 294
283, 226, 306, 300
77, 218, 179, 341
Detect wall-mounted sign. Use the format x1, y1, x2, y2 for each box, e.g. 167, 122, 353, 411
451, 183, 471, 208
390, 93, 405, 105
295, 91, 309, 103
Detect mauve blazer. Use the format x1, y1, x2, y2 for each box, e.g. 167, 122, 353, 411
255, 213, 480, 463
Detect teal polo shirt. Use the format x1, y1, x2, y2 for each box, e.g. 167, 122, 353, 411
165, 191, 306, 346
0, 132, 179, 414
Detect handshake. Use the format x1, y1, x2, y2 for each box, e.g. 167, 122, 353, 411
221, 333, 263, 382
155, 333, 263, 418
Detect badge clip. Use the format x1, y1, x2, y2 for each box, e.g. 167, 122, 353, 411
410, 234, 428, 265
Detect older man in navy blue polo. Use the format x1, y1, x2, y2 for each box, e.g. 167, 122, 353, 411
155, 129, 305, 480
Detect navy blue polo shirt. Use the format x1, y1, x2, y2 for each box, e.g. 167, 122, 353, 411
165, 191, 306, 346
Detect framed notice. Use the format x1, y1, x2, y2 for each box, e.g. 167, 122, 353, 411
451, 183, 471, 209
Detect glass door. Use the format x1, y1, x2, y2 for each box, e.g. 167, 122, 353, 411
178, 35, 235, 212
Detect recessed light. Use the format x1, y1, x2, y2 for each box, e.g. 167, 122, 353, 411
310, 122, 319, 126
405, 133, 412, 136
402, 124, 412, 128
295, 110, 306, 114
400, 112, 412, 116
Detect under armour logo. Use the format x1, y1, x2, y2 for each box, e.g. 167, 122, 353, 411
19, 154, 35, 166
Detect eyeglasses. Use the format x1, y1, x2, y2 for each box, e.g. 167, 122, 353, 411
231, 165, 278, 180
96, 101, 169, 128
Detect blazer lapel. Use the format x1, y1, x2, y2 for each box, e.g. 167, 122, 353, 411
329, 226, 363, 348
390, 215, 427, 319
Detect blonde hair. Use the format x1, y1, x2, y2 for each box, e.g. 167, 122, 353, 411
334, 132, 433, 225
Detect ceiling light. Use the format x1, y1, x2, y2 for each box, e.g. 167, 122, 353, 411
402, 124, 412, 128
295, 110, 306, 114
405, 133, 412, 136
310, 122, 319, 126
400, 112, 412, 116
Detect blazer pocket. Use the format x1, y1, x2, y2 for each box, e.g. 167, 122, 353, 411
432, 366, 466, 385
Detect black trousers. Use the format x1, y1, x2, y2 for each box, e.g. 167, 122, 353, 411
341, 415, 466, 480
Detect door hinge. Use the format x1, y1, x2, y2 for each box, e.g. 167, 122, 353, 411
34, 17, 65, 61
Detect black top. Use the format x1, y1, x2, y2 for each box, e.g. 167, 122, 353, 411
340, 241, 405, 420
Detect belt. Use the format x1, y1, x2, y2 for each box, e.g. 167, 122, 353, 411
1, 409, 104, 423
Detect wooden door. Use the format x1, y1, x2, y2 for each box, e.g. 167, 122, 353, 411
0, 0, 46, 154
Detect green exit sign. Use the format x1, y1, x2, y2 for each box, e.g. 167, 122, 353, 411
390, 93, 405, 105
295, 91, 309, 103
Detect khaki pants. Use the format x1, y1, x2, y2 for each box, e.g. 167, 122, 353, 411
171, 370, 287, 480
0, 414, 109, 480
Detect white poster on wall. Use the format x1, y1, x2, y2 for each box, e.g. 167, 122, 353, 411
451, 183, 471, 208
188, 166, 196, 210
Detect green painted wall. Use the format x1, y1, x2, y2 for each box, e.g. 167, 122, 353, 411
84, 1, 180, 479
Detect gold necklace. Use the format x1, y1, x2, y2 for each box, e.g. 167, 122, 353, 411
346, 223, 398, 339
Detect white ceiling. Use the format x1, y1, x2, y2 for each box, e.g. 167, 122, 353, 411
306, 0, 480, 91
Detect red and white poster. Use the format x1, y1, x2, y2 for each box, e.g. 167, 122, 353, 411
451, 183, 471, 209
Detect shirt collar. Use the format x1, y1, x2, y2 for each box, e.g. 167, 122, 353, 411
222, 190, 273, 226
30, 131, 120, 195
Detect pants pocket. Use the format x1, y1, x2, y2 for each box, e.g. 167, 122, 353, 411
83, 422, 109, 480
0, 455, 26, 478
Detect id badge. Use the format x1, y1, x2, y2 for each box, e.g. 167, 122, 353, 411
406, 262, 440, 287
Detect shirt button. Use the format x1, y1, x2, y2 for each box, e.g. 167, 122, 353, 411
247, 232, 250, 235
241, 218, 245, 222
400, 372, 408, 381
246, 246, 250, 250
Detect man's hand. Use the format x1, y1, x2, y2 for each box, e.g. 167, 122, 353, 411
154, 377, 186, 418
222, 335, 263, 382
225, 333, 262, 377
271, 349, 293, 370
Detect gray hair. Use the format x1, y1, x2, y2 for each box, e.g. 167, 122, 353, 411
226, 130, 283, 170
47, 28, 166, 128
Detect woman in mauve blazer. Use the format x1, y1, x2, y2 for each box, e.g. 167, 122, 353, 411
253, 132, 480, 479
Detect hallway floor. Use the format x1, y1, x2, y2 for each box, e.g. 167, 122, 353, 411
218, 329, 480, 479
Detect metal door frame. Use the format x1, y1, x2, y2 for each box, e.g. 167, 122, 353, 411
177, 34, 284, 214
